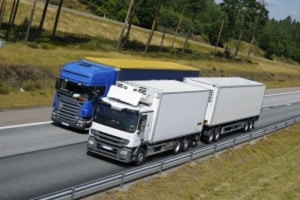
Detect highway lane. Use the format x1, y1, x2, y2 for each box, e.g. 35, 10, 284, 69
1, 102, 300, 200
0, 124, 87, 158
1, 90, 300, 159
0, 143, 129, 200
262, 91, 300, 108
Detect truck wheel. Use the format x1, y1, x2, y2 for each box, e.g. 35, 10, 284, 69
181, 137, 190, 152
134, 147, 146, 166
202, 130, 213, 144
173, 139, 181, 154
213, 128, 221, 142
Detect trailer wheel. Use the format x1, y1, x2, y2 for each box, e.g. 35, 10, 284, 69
134, 147, 146, 166
213, 128, 221, 142
181, 137, 190, 152
249, 120, 255, 130
173, 139, 181, 154
243, 123, 250, 132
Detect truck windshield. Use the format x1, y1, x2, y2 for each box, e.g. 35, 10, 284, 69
94, 102, 139, 133
56, 79, 106, 101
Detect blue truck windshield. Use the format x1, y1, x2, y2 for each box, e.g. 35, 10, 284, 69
57, 79, 105, 101
94, 102, 139, 133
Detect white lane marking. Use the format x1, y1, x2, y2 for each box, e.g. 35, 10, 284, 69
262, 108, 271, 111
0, 121, 52, 130
265, 91, 300, 97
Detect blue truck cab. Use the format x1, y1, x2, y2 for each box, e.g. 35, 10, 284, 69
52, 60, 117, 129
52, 58, 200, 130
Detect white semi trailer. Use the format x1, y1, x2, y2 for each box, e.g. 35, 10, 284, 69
184, 77, 266, 143
87, 78, 265, 165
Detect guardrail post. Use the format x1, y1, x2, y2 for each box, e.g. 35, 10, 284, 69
159, 161, 164, 175
214, 144, 217, 157
233, 137, 236, 148
263, 129, 267, 139
189, 151, 194, 163
120, 173, 125, 188
71, 187, 75, 200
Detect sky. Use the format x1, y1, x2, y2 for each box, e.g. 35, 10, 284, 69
214, 0, 300, 22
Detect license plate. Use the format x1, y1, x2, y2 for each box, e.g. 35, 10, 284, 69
61, 122, 69, 127
102, 145, 113, 151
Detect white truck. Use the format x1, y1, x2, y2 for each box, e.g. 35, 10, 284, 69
87, 78, 265, 165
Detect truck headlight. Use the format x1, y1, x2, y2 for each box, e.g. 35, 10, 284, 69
120, 150, 128, 156
88, 138, 95, 145
120, 148, 132, 158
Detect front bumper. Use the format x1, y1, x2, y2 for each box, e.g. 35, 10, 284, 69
87, 136, 133, 163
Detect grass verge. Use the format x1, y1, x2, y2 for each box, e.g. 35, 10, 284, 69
0, 1, 300, 109
88, 123, 300, 200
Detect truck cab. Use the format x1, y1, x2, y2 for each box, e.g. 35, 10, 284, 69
87, 82, 155, 163
51, 60, 117, 130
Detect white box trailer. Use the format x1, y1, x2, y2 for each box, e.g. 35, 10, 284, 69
184, 77, 266, 126
130, 80, 210, 143
184, 77, 266, 143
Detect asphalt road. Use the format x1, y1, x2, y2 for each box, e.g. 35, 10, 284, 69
0, 90, 300, 200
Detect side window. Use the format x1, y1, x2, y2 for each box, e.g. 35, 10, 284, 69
138, 115, 147, 131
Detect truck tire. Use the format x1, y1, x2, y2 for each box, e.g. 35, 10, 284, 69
243, 122, 250, 132
202, 130, 213, 144
134, 147, 146, 166
249, 120, 255, 130
173, 139, 181, 154
181, 137, 190, 152
213, 128, 221, 142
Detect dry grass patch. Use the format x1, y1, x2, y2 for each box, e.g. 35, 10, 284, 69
89, 124, 300, 200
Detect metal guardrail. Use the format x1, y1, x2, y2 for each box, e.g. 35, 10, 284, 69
34, 117, 300, 200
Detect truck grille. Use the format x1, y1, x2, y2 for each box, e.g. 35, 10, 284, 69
56, 95, 80, 124
92, 129, 129, 158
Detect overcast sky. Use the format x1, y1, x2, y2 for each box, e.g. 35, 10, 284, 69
214, 0, 300, 22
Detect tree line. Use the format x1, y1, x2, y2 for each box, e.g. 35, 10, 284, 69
1, 0, 300, 63
78, 0, 300, 62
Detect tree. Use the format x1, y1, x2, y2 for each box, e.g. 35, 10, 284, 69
182, 0, 205, 53
5, 0, 19, 38
220, 0, 268, 60
169, 0, 188, 51
52, 0, 64, 40
144, 0, 163, 53
25, 0, 37, 43
0, 0, 7, 29
116, 0, 134, 50
246, 0, 268, 60
35, 0, 50, 43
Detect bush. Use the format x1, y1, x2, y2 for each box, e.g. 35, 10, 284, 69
22, 80, 44, 91
0, 86, 9, 95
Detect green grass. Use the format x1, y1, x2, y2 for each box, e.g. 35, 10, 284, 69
88, 124, 300, 200
0, 0, 300, 110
